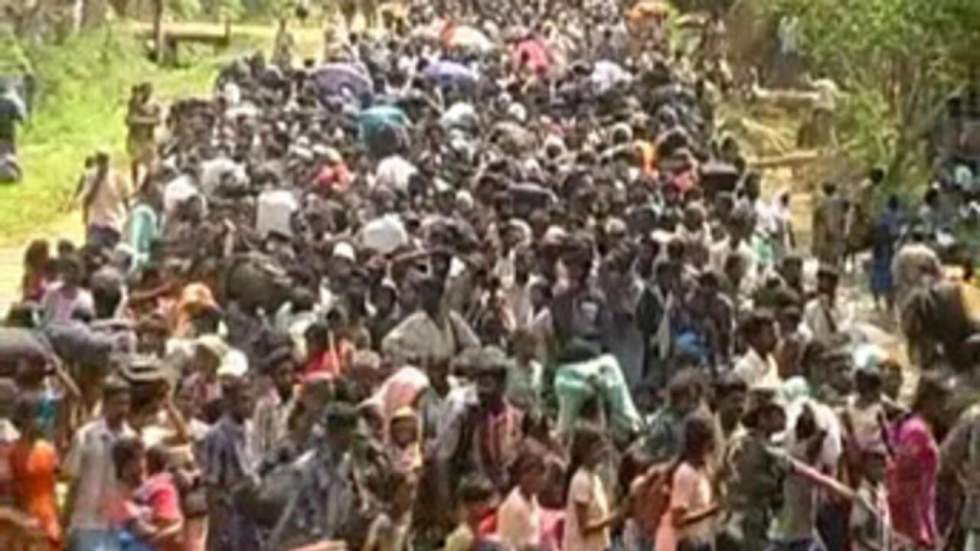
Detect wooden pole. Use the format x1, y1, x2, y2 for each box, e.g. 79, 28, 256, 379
152, 0, 165, 65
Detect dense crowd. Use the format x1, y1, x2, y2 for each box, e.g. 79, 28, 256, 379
1, 1, 980, 551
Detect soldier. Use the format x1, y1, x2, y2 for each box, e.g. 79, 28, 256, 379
272, 17, 296, 70
0, 82, 26, 156
125, 82, 160, 189
717, 387, 790, 551
811, 182, 848, 267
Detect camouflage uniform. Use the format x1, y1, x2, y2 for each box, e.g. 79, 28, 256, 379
718, 432, 788, 551
125, 96, 159, 168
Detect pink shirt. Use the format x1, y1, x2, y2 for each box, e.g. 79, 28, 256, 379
887, 415, 938, 548
137, 472, 182, 525
497, 487, 542, 549
656, 462, 714, 551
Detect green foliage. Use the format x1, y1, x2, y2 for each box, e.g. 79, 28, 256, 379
195, 0, 293, 20
0, 32, 31, 71
167, 0, 204, 19
0, 30, 223, 243
761, 0, 980, 185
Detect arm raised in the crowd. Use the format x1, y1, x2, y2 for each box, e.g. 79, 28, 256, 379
49, 356, 81, 400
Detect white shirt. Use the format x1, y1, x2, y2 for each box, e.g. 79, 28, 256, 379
64, 418, 135, 531
200, 156, 246, 195
732, 347, 780, 388
497, 487, 542, 549
359, 214, 408, 255
375, 155, 418, 193
81, 168, 129, 232
802, 297, 851, 341
709, 236, 759, 287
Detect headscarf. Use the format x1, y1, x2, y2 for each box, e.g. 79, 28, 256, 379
376, 366, 431, 428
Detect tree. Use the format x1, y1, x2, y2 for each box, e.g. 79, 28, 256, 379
762, 0, 980, 184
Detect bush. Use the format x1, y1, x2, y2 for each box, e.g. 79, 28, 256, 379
760, 0, 980, 187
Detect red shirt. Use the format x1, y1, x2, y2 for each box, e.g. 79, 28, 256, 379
314, 164, 351, 193
303, 341, 353, 378
137, 472, 183, 551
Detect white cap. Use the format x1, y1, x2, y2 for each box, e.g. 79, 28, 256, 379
218, 348, 249, 378
455, 190, 474, 210
332, 241, 356, 262
507, 103, 527, 123
542, 225, 569, 245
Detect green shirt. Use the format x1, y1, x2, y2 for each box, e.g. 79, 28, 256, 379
506, 360, 544, 410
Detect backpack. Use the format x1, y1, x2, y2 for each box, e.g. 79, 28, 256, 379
629, 459, 680, 539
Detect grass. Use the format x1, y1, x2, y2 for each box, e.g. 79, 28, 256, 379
0, 27, 259, 244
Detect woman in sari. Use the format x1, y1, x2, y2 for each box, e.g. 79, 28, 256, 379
887, 374, 947, 549
9, 396, 60, 551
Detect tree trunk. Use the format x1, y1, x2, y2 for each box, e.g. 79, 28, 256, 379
80, 0, 108, 28
108, 0, 129, 18
152, 0, 165, 65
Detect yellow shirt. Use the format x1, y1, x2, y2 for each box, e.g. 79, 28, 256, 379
443, 524, 474, 551
564, 468, 610, 551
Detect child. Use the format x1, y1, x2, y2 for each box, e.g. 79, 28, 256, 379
39, 255, 94, 326
844, 363, 888, 457
564, 424, 620, 551
387, 407, 422, 473
444, 475, 498, 551
15, 356, 80, 448
849, 446, 894, 551
497, 441, 548, 550
21, 239, 51, 303
107, 437, 154, 551
109, 438, 182, 551
135, 446, 183, 551
506, 329, 544, 411
657, 416, 721, 551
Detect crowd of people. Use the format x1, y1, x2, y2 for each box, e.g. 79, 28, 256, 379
1, 1, 979, 551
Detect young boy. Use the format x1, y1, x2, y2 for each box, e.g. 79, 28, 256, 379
849, 446, 894, 551
506, 329, 544, 411
843, 362, 888, 455
444, 475, 498, 551
496, 442, 548, 550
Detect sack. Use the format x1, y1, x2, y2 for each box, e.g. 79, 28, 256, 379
0, 328, 53, 375
629, 460, 679, 538
41, 322, 115, 368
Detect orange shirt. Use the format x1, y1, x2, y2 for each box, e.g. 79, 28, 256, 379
303, 340, 354, 379
10, 439, 60, 549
